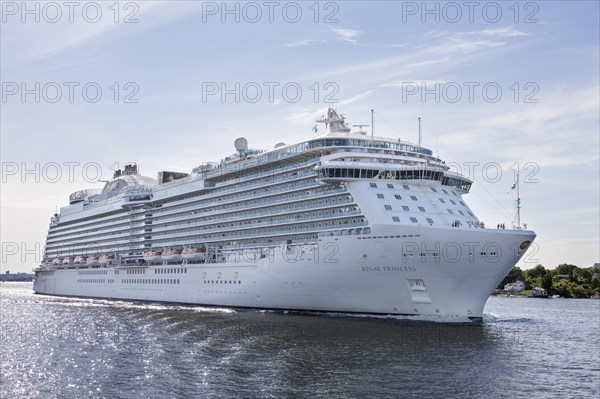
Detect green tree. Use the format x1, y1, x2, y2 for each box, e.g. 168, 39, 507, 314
525, 264, 547, 279
570, 285, 587, 298
542, 273, 553, 290
555, 264, 578, 278
574, 268, 592, 283
554, 280, 572, 298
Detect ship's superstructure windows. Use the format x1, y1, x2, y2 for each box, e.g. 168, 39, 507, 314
40, 113, 480, 268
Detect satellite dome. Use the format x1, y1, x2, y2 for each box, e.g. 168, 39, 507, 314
274, 142, 286, 149
234, 137, 248, 153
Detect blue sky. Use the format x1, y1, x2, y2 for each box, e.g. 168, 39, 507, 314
1, 1, 599, 273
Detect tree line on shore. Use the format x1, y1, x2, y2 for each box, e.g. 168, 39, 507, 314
498, 264, 600, 298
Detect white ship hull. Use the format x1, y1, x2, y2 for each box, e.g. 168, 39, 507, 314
34, 227, 534, 319
34, 108, 536, 321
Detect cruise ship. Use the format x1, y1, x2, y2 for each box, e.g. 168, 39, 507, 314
33, 108, 536, 320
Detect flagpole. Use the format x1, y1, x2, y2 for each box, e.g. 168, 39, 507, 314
516, 172, 521, 229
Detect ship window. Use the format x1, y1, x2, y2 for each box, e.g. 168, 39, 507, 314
394, 194, 402, 200
370, 183, 377, 188
458, 210, 464, 215
468, 211, 474, 217
392, 217, 400, 222
410, 195, 417, 201
447, 209, 454, 214
384, 205, 392, 211
442, 189, 448, 194
402, 206, 410, 211
430, 188, 438, 192
403, 185, 410, 190
410, 217, 418, 223
450, 200, 456, 205
460, 201, 466, 206
426, 218, 434, 224
418, 206, 426, 212
387, 184, 394, 189
377, 194, 385, 199
439, 198, 446, 203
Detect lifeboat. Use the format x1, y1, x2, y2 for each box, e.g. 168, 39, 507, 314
98, 254, 115, 266
63, 256, 75, 265
73, 255, 87, 264
87, 256, 100, 266
52, 258, 63, 266
162, 249, 182, 262
143, 250, 163, 263
182, 246, 206, 260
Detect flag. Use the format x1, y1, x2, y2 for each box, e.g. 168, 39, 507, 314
312, 125, 318, 133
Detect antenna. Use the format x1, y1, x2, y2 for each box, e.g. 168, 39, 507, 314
418, 117, 422, 147
352, 124, 369, 134
371, 109, 374, 139
510, 172, 521, 229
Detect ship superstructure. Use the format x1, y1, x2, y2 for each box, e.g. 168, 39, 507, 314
34, 108, 535, 319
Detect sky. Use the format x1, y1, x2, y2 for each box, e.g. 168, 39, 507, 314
1, 1, 599, 273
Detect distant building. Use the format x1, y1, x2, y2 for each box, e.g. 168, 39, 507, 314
532, 287, 548, 297
504, 281, 525, 292
0, 272, 34, 282
553, 274, 570, 280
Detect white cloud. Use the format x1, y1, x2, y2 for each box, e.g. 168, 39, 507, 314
480, 27, 529, 37
381, 80, 446, 88
405, 58, 450, 68
1, 2, 201, 66
339, 90, 374, 106
331, 28, 361, 42
286, 39, 328, 47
